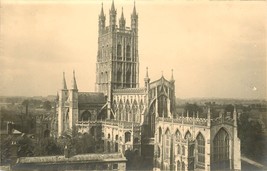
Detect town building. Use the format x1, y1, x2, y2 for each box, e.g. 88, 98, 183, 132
52, 1, 241, 170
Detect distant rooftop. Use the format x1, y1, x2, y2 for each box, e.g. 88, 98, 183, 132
17, 153, 126, 164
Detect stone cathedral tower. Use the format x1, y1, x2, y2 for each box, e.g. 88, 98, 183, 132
96, 1, 139, 102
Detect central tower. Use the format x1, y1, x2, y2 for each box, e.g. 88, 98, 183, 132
96, 1, 139, 100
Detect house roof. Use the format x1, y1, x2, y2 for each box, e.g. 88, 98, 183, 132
17, 153, 126, 164
78, 92, 106, 104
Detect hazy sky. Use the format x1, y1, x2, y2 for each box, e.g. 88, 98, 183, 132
0, 0, 266, 99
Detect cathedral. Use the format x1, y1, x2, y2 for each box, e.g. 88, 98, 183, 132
52, 1, 241, 170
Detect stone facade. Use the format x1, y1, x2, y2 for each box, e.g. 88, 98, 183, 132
52, 1, 241, 170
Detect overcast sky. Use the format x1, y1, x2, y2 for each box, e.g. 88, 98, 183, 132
0, 0, 266, 99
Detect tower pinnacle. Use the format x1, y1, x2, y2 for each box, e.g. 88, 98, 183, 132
110, 0, 116, 13
100, 2, 104, 17
71, 70, 78, 90
62, 72, 67, 90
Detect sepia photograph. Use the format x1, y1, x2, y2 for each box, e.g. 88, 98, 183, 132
0, 0, 266, 170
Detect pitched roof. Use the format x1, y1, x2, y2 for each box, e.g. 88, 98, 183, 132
17, 153, 126, 164
78, 92, 106, 104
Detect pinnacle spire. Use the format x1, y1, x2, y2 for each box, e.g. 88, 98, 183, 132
100, 2, 105, 17
146, 67, 149, 78
121, 7, 124, 19
132, 0, 137, 17
62, 72, 67, 90
171, 69, 174, 81
71, 70, 78, 90
111, 0, 116, 13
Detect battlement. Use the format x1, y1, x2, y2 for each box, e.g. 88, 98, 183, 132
157, 116, 208, 127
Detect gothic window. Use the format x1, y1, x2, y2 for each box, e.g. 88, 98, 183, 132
177, 161, 181, 171
157, 146, 161, 158
182, 162, 185, 171
197, 133, 205, 165
117, 44, 122, 59
189, 145, 194, 157
175, 129, 181, 142
115, 143, 118, 152
115, 135, 118, 141
100, 72, 104, 83
158, 127, 162, 143
108, 133, 111, 139
134, 138, 139, 144
126, 45, 131, 60
177, 145, 181, 155
184, 131, 192, 140
158, 95, 168, 117
117, 71, 122, 83
81, 111, 91, 121
182, 146, 185, 155
213, 128, 229, 162
107, 141, 111, 152
164, 129, 171, 160
126, 71, 131, 85
125, 132, 131, 143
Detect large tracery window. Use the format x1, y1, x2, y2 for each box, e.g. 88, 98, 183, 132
158, 127, 162, 143
117, 44, 122, 59
164, 129, 171, 160
125, 132, 131, 143
197, 133, 205, 166
126, 45, 131, 60
158, 95, 168, 117
81, 111, 91, 121
213, 128, 229, 168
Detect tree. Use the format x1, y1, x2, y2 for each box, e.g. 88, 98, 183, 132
34, 137, 62, 156
0, 136, 12, 164
43, 101, 52, 111
184, 103, 203, 116
17, 134, 34, 157
238, 111, 264, 159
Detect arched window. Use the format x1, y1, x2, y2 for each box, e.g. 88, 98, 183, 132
126, 45, 131, 60
158, 95, 168, 117
175, 129, 181, 142
115, 135, 118, 141
81, 111, 91, 121
177, 145, 181, 155
117, 44, 122, 58
177, 160, 181, 171
184, 131, 192, 140
108, 133, 111, 139
182, 162, 185, 171
134, 138, 139, 144
126, 71, 131, 86
115, 143, 118, 152
213, 128, 230, 169
158, 127, 162, 143
107, 141, 111, 152
117, 71, 122, 83
125, 132, 131, 143
197, 133, 205, 166
182, 146, 185, 155
164, 129, 171, 159
157, 146, 161, 158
